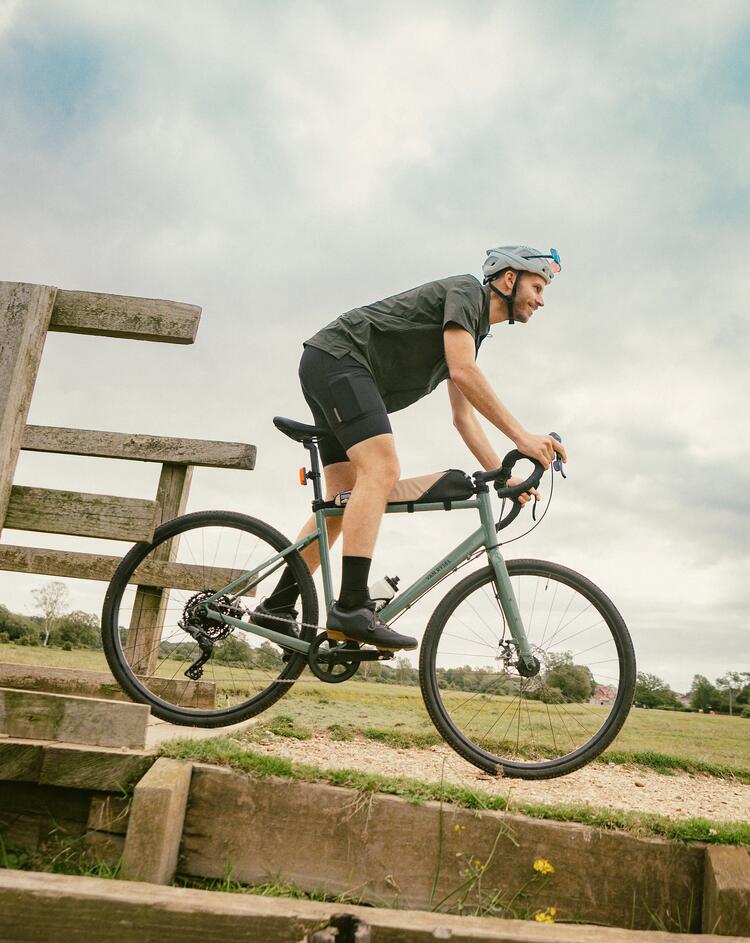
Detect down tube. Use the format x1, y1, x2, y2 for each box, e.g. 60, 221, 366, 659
377, 526, 487, 620
478, 491, 536, 669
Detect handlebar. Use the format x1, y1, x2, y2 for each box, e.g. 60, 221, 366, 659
473, 450, 546, 499
473, 432, 564, 531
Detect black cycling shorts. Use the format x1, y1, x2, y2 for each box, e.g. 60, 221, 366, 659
298, 346, 392, 467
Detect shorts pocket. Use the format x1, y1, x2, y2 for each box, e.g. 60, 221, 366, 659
328, 372, 383, 423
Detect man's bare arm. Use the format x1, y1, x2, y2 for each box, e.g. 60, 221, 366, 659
447, 380, 502, 470
448, 379, 540, 505
443, 326, 567, 467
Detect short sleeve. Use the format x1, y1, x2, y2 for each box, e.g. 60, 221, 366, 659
442, 278, 482, 340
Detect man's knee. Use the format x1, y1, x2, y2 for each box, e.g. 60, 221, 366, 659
323, 461, 357, 500
358, 456, 400, 491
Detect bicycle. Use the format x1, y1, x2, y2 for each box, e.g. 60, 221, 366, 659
102, 416, 636, 780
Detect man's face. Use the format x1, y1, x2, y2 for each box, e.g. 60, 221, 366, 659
512, 273, 546, 323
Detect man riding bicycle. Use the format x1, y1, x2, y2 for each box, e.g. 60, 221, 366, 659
252, 245, 567, 653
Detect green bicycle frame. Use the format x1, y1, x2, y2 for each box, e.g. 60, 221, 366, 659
201, 489, 536, 670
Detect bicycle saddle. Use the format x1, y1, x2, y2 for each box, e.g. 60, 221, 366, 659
273, 416, 329, 442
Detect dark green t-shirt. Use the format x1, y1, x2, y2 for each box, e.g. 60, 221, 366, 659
304, 274, 490, 413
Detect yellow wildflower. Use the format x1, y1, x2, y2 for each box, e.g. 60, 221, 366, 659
532, 858, 555, 875
473, 859, 485, 871
533, 907, 557, 924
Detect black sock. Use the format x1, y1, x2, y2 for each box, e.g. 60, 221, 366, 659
338, 556, 371, 610
264, 567, 299, 611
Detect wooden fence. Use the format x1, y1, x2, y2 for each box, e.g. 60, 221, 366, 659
0, 280, 256, 683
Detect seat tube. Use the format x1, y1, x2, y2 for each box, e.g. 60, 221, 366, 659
478, 490, 535, 670
306, 439, 335, 610
316, 507, 335, 609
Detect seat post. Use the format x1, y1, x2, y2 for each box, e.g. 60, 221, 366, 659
304, 439, 324, 503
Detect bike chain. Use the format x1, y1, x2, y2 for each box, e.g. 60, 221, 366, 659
227, 605, 391, 684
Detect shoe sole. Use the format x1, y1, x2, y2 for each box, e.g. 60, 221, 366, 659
326, 629, 417, 652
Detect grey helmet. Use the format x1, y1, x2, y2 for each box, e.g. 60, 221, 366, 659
482, 245, 561, 325
483, 245, 560, 285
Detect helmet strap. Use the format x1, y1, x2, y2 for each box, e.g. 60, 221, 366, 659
488, 273, 520, 325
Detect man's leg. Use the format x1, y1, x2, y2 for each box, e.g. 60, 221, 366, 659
336, 433, 399, 609
327, 433, 416, 650
260, 460, 356, 612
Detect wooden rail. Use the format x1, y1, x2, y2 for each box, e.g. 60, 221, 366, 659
22, 426, 256, 469
0, 280, 258, 679
49, 290, 201, 344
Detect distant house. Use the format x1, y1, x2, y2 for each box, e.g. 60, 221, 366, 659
675, 692, 692, 708
590, 684, 617, 705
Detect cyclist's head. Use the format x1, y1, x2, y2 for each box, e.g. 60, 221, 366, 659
482, 246, 561, 285
482, 245, 561, 325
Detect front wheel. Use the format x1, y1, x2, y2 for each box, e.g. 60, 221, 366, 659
101, 510, 318, 727
420, 559, 636, 779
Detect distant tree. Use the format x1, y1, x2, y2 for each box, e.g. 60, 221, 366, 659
634, 672, 682, 710
50, 610, 100, 649
716, 672, 750, 717
0, 603, 40, 644
543, 653, 596, 703
30, 582, 69, 647
394, 656, 417, 685
690, 674, 721, 713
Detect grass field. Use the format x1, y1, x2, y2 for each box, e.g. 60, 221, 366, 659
2, 642, 749, 773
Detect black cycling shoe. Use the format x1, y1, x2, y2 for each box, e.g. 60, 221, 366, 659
326, 600, 417, 651
250, 602, 300, 662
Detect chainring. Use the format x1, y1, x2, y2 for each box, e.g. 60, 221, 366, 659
307, 633, 360, 683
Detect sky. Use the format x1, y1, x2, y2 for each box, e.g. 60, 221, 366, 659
0, 0, 748, 692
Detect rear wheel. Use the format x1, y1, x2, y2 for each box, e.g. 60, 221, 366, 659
420, 559, 635, 779
101, 510, 318, 726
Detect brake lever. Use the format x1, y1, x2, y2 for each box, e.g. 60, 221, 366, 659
549, 431, 566, 478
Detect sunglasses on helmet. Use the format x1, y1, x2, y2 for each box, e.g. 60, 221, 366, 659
526, 248, 561, 273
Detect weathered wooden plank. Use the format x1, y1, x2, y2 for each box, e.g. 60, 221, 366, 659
0, 282, 57, 538
50, 289, 201, 344
0, 688, 150, 750
4, 486, 159, 541
0, 545, 254, 592
38, 743, 154, 791
0, 868, 732, 943
0, 663, 216, 709
22, 425, 256, 470
0, 739, 43, 782
127, 462, 192, 674
181, 768, 705, 931
121, 758, 192, 885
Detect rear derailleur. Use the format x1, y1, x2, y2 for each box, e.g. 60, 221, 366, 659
179, 591, 245, 680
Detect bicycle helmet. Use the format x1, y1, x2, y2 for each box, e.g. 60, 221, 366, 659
482, 245, 561, 325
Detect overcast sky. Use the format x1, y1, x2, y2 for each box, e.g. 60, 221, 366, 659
0, 0, 747, 692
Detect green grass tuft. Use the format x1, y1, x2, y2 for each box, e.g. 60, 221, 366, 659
603, 750, 750, 785
175, 873, 364, 905
362, 727, 441, 750
267, 714, 313, 740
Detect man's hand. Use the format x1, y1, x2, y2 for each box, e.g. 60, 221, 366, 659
514, 432, 567, 469
505, 477, 540, 506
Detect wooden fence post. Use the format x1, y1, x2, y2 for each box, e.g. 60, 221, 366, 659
125, 463, 193, 675
0, 283, 57, 538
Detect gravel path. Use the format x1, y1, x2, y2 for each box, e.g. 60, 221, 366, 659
243, 731, 750, 823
